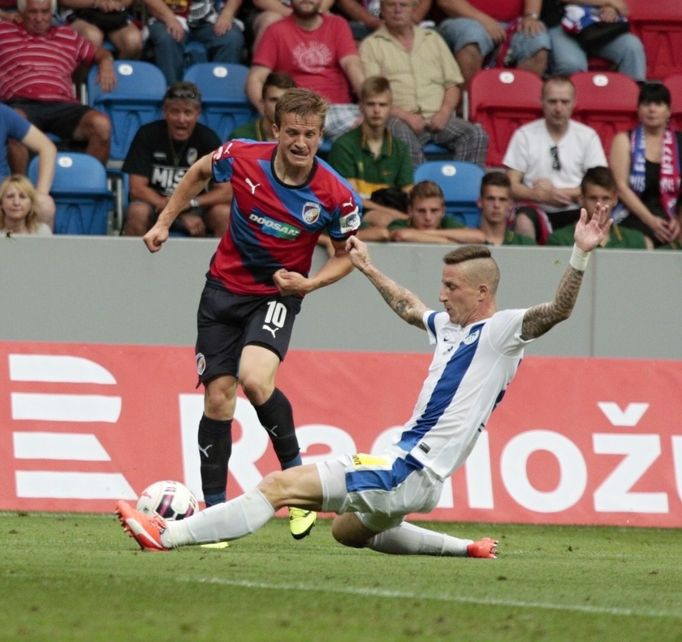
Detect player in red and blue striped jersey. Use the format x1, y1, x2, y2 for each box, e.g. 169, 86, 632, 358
142, 88, 361, 539
208, 137, 361, 295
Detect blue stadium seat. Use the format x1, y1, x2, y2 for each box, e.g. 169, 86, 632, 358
87, 60, 167, 161
184, 41, 208, 67
183, 63, 257, 141
414, 160, 485, 227
423, 142, 450, 159
28, 153, 114, 235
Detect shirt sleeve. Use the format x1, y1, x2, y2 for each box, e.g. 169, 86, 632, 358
334, 14, 359, 60
1, 104, 30, 141
423, 310, 439, 345
76, 33, 97, 66
435, 33, 464, 87
359, 38, 382, 78
487, 308, 534, 354
327, 185, 362, 240
251, 23, 279, 69
211, 140, 237, 183
502, 127, 529, 173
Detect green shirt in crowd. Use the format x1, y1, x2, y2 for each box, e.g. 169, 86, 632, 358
547, 223, 648, 248
494, 230, 537, 246
388, 215, 466, 232
229, 119, 268, 141
329, 127, 413, 198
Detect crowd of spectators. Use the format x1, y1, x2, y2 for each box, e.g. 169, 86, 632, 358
0, 0, 680, 248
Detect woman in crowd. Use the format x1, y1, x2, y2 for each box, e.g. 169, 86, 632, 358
610, 82, 682, 248
0, 174, 52, 236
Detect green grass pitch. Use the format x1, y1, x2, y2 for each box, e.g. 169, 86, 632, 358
1, 512, 681, 642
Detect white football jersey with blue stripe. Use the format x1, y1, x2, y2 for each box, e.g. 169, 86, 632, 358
396, 308, 534, 479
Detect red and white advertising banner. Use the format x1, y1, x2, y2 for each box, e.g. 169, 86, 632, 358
1, 341, 681, 527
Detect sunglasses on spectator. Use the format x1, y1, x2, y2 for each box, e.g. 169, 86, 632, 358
550, 145, 561, 171
164, 86, 201, 102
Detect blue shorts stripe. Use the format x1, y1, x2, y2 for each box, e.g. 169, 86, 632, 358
345, 454, 423, 493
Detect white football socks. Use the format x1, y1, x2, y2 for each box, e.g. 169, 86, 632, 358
368, 521, 472, 556
162, 488, 275, 548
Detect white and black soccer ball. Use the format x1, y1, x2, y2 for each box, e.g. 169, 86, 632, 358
136, 480, 199, 521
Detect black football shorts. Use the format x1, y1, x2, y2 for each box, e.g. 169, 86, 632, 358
195, 282, 302, 384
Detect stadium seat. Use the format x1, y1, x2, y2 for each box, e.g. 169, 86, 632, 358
423, 142, 450, 160
467, 69, 543, 167
628, 0, 682, 80
663, 73, 682, 130
414, 160, 484, 227
184, 41, 208, 67
88, 60, 167, 162
28, 153, 114, 235
183, 63, 257, 141
571, 71, 639, 155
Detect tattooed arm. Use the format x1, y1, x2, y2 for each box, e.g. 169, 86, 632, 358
521, 265, 585, 339
346, 236, 428, 329
521, 204, 612, 340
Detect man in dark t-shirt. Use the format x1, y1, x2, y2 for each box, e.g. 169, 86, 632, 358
121, 82, 232, 237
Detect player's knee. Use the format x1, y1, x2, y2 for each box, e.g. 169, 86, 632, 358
239, 375, 272, 407
257, 470, 289, 509
331, 515, 371, 549
203, 377, 237, 418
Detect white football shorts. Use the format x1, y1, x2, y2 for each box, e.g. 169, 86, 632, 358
316, 450, 443, 532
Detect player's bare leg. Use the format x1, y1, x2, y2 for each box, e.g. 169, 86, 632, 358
241, 345, 317, 539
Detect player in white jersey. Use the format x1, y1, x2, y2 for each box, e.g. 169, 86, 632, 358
115, 204, 612, 558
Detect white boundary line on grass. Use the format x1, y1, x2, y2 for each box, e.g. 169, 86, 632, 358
183, 576, 681, 620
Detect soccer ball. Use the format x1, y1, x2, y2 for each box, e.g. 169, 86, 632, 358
136, 480, 199, 521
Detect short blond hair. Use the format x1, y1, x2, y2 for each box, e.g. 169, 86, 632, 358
0, 175, 40, 233
274, 88, 328, 129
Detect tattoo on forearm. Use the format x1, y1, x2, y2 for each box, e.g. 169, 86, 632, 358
366, 269, 425, 328
522, 266, 584, 339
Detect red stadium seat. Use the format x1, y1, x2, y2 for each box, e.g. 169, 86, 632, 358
467, 69, 543, 167
627, 0, 682, 80
571, 71, 640, 155
663, 73, 682, 131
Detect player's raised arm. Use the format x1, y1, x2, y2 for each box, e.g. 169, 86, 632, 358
347, 236, 428, 329
143, 153, 215, 253
521, 204, 612, 340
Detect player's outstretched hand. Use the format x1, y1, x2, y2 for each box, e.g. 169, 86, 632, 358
346, 235, 371, 271
574, 203, 612, 253
143, 222, 170, 253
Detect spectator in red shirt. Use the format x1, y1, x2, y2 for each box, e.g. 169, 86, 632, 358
246, 0, 365, 140
0, 0, 114, 167
247, 0, 333, 48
